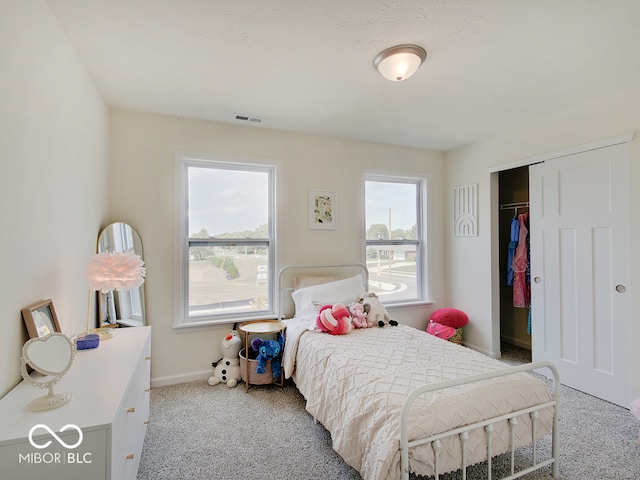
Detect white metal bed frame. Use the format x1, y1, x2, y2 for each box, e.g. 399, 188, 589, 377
400, 361, 560, 480
277, 263, 369, 320
277, 264, 560, 480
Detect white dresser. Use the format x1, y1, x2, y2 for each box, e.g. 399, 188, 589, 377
0, 326, 151, 480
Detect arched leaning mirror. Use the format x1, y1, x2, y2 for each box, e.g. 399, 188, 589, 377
97, 222, 146, 327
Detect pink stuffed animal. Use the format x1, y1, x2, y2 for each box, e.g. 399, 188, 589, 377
348, 302, 372, 328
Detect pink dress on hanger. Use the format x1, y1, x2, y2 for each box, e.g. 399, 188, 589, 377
512, 213, 530, 308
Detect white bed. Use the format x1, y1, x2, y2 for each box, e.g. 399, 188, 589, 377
279, 265, 559, 480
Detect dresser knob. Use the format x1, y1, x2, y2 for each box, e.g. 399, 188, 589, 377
126, 454, 134, 460
145, 356, 151, 360
144, 420, 150, 425
127, 407, 135, 413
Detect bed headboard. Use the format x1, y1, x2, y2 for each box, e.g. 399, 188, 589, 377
277, 264, 368, 320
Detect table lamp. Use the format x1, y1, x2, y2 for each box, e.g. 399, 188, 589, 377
84, 251, 146, 341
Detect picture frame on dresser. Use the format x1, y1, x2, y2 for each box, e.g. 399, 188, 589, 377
21, 298, 61, 339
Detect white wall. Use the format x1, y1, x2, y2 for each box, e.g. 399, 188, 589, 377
109, 110, 446, 386
5, 1, 637, 400
0, 1, 109, 397
445, 84, 640, 400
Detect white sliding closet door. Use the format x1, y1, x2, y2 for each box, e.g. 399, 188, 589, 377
529, 143, 630, 407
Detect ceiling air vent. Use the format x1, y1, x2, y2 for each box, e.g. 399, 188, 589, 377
234, 113, 265, 124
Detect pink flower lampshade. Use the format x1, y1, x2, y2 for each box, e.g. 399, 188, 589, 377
87, 251, 146, 293
85, 251, 146, 334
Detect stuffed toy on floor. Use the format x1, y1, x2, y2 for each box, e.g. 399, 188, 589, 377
208, 331, 242, 387
426, 308, 469, 342
360, 293, 398, 327
251, 333, 284, 378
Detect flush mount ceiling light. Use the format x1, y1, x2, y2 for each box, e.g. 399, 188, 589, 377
373, 44, 427, 82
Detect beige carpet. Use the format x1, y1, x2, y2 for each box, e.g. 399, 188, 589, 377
138, 355, 640, 479
138, 379, 361, 480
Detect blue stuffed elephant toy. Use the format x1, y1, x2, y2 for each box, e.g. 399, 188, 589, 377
251, 334, 284, 378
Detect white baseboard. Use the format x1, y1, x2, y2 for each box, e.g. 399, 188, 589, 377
151, 369, 211, 388
461, 341, 501, 359
150, 338, 528, 388
500, 335, 532, 350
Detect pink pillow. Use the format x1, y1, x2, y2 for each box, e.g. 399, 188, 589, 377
430, 308, 469, 328
426, 321, 457, 340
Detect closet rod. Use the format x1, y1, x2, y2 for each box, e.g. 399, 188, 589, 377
500, 201, 529, 210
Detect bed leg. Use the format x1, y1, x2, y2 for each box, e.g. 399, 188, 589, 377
432, 439, 442, 480
509, 417, 518, 476
549, 364, 561, 479
530, 411, 539, 466
551, 403, 560, 479
460, 431, 469, 480
485, 424, 494, 480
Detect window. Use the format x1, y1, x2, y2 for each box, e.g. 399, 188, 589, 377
365, 175, 425, 304
176, 156, 275, 326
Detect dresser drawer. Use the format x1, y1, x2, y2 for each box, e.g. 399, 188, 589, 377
110, 331, 151, 480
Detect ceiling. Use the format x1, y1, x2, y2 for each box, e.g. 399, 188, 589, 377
46, 0, 640, 151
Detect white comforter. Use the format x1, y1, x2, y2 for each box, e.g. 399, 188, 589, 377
283, 318, 553, 480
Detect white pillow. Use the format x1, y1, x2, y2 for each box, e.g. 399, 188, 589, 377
291, 274, 365, 318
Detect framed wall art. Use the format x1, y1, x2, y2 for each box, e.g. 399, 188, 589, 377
453, 184, 478, 236
309, 190, 336, 230
21, 299, 61, 339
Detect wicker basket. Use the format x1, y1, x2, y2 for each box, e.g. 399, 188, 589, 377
239, 348, 277, 385
448, 328, 463, 345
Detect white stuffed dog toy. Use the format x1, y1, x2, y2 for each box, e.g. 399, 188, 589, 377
360, 293, 398, 327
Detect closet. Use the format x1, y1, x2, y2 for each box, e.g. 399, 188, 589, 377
498, 166, 530, 354
492, 135, 632, 407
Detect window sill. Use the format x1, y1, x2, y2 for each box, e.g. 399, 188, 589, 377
385, 300, 434, 310
172, 314, 278, 333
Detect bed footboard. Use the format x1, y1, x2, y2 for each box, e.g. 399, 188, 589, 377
400, 361, 559, 480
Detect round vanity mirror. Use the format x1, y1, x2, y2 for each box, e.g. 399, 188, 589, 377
97, 222, 147, 328
21, 332, 75, 411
